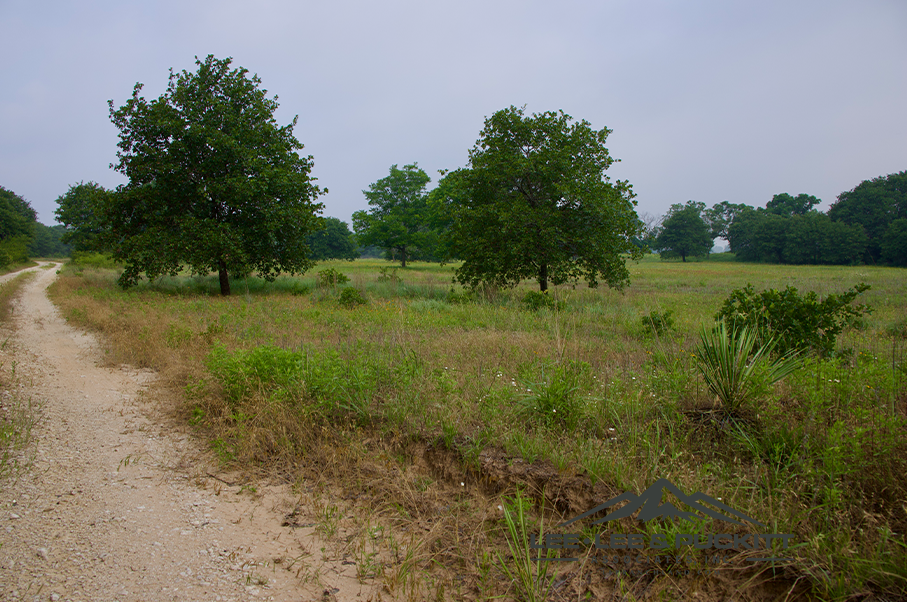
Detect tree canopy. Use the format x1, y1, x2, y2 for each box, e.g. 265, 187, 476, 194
352, 163, 435, 267
106, 55, 324, 295
655, 201, 713, 261
305, 217, 359, 261
54, 181, 112, 252
441, 106, 642, 291
0, 186, 37, 265
828, 171, 906, 263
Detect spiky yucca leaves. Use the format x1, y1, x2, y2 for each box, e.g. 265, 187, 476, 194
695, 322, 802, 413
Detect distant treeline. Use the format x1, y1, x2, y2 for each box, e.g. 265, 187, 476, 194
647, 171, 906, 266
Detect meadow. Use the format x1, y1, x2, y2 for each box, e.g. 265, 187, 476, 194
48, 254, 907, 601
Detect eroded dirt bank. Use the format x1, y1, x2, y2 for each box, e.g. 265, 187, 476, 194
0, 265, 379, 602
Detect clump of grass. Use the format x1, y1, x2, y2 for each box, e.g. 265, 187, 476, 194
640, 309, 674, 336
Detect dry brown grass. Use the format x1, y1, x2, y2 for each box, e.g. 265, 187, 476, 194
44, 260, 907, 601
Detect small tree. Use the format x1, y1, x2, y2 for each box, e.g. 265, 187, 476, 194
655, 201, 712, 261
107, 55, 325, 295
442, 106, 642, 291
353, 163, 433, 267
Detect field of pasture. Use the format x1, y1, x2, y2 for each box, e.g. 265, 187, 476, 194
48, 255, 907, 601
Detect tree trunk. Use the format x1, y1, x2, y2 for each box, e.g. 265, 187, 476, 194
681, 252, 687, 262
400, 247, 407, 268
539, 263, 548, 291
218, 259, 231, 296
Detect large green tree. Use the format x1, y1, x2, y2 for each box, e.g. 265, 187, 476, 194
441, 106, 642, 291
828, 171, 906, 263
655, 201, 713, 262
352, 163, 433, 267
305, 217, 359, 261
54, 181, 112, 252
107, 55, 325, 295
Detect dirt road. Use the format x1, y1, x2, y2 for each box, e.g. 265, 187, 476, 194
0, 265, 377, 601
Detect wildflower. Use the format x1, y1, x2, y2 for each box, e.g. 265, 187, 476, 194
460, 482, 465, 487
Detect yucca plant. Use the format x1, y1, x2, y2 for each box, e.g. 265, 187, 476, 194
695, 321, 802, 414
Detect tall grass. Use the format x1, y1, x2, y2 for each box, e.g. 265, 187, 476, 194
45, 257, 907, 600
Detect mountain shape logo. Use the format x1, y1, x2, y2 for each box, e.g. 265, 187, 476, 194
558, 478, 766, 528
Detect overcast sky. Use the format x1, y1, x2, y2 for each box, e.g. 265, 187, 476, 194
2, 0, 905, 227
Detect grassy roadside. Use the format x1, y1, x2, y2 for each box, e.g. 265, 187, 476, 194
0, 271, 39, 481
47, 257, 907, 600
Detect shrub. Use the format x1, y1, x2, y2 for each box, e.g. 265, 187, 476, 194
69, 252, 120, 269
716, 282, 872, 356
316, 268, 349, 288
640, 309, 675, 336
338, 287, 367, 308
521, 290, 565, 312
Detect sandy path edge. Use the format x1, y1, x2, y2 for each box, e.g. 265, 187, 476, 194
0, 264, 378, 602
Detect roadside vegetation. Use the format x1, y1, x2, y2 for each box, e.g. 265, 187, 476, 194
0, 271, 39, 481
47, 256, 907, 601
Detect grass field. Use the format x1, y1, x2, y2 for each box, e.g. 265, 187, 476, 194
48, 254, 907, 601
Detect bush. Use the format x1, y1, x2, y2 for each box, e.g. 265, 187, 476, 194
716, 282, 872, 356
521, 290, 565, 312
316, 268, 349, 288
69, 251, 119, 269
338, 287, 366, 308
640, 309, 674, 335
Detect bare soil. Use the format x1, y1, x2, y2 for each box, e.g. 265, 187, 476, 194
0, 264, 382, 602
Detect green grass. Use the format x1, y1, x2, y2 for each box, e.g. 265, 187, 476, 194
46, 255, 907, 600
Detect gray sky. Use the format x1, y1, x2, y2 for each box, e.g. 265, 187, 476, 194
2, 0, 905, 227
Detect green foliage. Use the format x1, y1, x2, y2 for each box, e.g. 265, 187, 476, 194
316, 268, 349, 287
766, 192, 821, 217
520, 290, 565, 312
338, 287, 367, 308
695, 322, 802, 413
496, 491, 556, 602
441, 106, 643, 292
0, 235, 31, 265
656, 201, 713, 262
728, 209, 867, 265
69, 251, 119, 269
352, 163, 437, 267
107, 55, 325, 295
828, 170, 907, 263
515, 363, 582, 429
28, 223, 72, 257
53, 182, 112, 252
716, 282, 872, 356
640, 309, 674, 335
0, 186, 37, 245
880, 219, 907, 267
376, 266, 400, 283
305, 217, 359, 261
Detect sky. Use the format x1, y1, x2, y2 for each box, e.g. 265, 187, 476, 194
2, 0, 905, 227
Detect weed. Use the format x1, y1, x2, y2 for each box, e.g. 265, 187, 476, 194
641, 309, 675, 336
317, 268, 350, 288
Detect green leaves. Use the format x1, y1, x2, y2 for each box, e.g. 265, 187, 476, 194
716, 282, 872, 356
695, 322, 802, 414
353, 163, 435, 267
445, 106, 642, 292
107, 55, 324, 295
